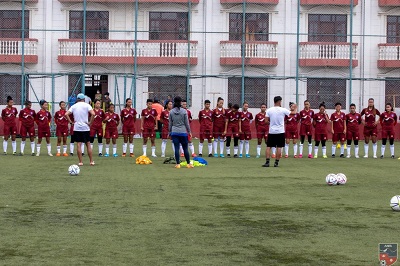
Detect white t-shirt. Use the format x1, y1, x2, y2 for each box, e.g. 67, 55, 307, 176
266, 106, 290, 134
68, 101, 93, 131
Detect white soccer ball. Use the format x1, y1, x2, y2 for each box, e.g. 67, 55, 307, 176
390, 195, 400, 211
336, 173, 347, 185
325, 174, 338, 186
68, 164, 80, 176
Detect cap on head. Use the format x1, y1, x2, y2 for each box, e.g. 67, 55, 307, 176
77, 93, 85, 100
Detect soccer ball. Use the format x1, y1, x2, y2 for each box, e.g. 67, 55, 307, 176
325, 174, 338, 186
390, 195, 400, 211
68, 164, 80, 176
336, 173, 347, 185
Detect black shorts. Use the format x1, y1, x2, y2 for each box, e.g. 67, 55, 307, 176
267, 133, 285, 148
73, 131, 90, 143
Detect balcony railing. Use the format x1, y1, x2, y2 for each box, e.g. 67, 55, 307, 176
300, 0, 358, 4
0, 38, 38, 64
378, 44, 400, 68
220, 0, 278, 3
58, 39, 198, 65
58, 0, 199, 3
379, 0, 400, 6
220, 41, 278, 66
299, 42, 358, 67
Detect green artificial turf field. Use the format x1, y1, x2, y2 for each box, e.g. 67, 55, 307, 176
0, 139, 399, 265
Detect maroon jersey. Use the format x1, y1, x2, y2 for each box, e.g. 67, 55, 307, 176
161, 110, 170, 128
299, 109, 314, 126
285, 113, 300, 131
255, 112, 267, 129
54, 109, 69, 127
330, 111, 346, 133
2, 107, 18, 126
240, 111, 253, 130
104, 112, 120, 129
92, 109, 105, 128
226, 111, 240, 126
35, 109, 51, 129
380, 111, 397, 129
346, 113, 361, 132
199, 109, 213, 130
213, 108, 225, 127
361, 108, 380, 127
141, 108, 157, 129
19, 108, 36, 127
186, 109, 192, 123
313, 113, 329, 132
121, 108, 137, 127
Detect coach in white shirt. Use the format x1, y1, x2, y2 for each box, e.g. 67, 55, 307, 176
65, 93, 95, 166
263, 96, 290, 167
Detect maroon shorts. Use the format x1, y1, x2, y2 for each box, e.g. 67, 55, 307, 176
38, 127, 51, 138
105, 128, 118, 139
332, 133, 346, 143
56, 126, 69, 137
213, 124, 225, 138
226, 124, 240, 138
3, 124, 17, 137
200, 127, 213, 141
381, 128, 395, 139
161, 128, 170, 139
20, 125, 35, 137
256, 127, 268, 139
285, 129, 299, 140
314, 133, 327, 142
90, 126, 103, 137
143, 128, 155, 139
122, 125, 135, 135
363, 126, 378, 137
300, 124, 312, 136
240, 129, 252, 140
346, 130, 359, 141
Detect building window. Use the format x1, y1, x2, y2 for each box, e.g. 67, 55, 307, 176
0, 75, 28, 105
229, 13, 269, 41
387, 16, 400, 43
149, 12, 188, 40
307, 78, 346, 109
308, 14, 347, 42
385, 79, 400, 108
69, 11, 109, 39
228, 78, 268, 107
0, 10, 29, 38
148, 76, 188, 105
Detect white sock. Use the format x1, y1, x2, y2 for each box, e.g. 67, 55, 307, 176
213, 140, 218, 154
180, 145, 183, 154
106, 144, 110, 154
36, 144, 41, 154
381, 145, 386, 156
129, 143, 134, 154
373, 143, 377, 157
90, 143, 93, 150
340, 145, 344, 155
355, 145, 359, 157
314, 146, 319, 156
151, 146, 156, 156
63, 145, 67, 154
332, 145, 336, 156
322, 146, 326, 156
11, 141, 16, 153
299, 143, 303, 156
285, 144, 289, 156
364, 143, 369, 156
57, 145, 61, 154
239, 140, 244, 155
189, 142, 194, 155
81, 143, 85, 153
245, 140, 250, 155
98, 143, 103, 154
199, 143, 203, 155
70, 143, 74, 153
47, 144, 51, 154
233, 146, 238, 155
293, 143, 298, 156
272, 147, 276, 156
113, 144, 117, 154
390, 144, 394, 156
347, 145, 351, 156
21, 141, 26, 153
219, 140, 224, 155
161, 139, 167, 155
226, 146, 231, 155
256, 144, 261, 156
143, 145, 147, 156
208, 143, 212, 155
171, 142, 175, 153
3, 140, 7, 153
30, 141, 35, 153
122, 143, 127, 153
308, 144, 312, 155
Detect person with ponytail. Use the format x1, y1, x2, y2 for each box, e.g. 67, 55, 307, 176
224, 104, 241, 158
380, 103, 397, 159
284, 102, 300, 158
141, 99, 158, 157
121, 98, 137, 157
212, 97, 226, 157
90, 99, 105, 156
299, 99, 314, 158
160, 100, 173, 157
330, 102, 346, 158
361, 98, 380, 158
19, 100, 36, 155
345, 103, 362, 158
54, 101, 69, 157
198, 100, 213, 157
239, 101, 253, 158
255, 103, 268, 158
103, 103, 120, 157
1, 96, 18, 155
312, 102, 330, 159
35, 99, 53, 156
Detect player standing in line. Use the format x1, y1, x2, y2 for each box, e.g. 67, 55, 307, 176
182, 99, 196, 157
212, 97, 226, 157
90, 99, 105, 156
345, 103, 362, 158
313, 102, 330, 159
103, 104, 120, 157
54, 101, 69, 157
380, 103, 397, 159
284, 102, 300, 158
239, 101, 253, 158
198, 99, 213, 157
361, 98, 380, 158
160, 100, 173, 157
121, 98, 137, 157
224, 104, 241, 158
1, 96, 18, 155
35, 99, 53, 156
255, 103, 268, 158
19, 100, 36, 155
141, 99, 158, 157
225, 103, 233, 156
299, 99, 314, 158
330, 102, 346, 158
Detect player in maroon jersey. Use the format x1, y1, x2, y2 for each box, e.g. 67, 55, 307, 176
224, 104, 241, 157
255, 103, 268, 158
54, 101, 69, 157
224, 103, 234, 156
141, 99, 158, 157
239, 102, 253, 158
35, 99, 52, 156
284, 102, 300, 158
330, 102, 347, 158
380, 103, 397, 159
104, 104, 120, 157
160, 100, 173, 157
346, 103, 362, 158
182, 99, 196, 157
198, 99, 213, 157
19, 100, 36, 155
1, 96, 18, 155
90, 99, 105, 156
121, 98, 137, 157
299, 99, 314, 158
212, 97, 226, 157
313, 102, 330, 158
360, 98, 380, 158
